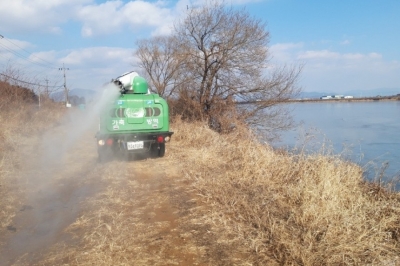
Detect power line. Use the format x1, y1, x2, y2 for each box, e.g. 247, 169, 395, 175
0, 42, 56, 70
1, 37, 58, 68
0, 34, 63, 90
0, 72, 63, 88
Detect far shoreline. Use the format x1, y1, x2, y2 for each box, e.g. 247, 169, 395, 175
288, 95, 400, 103
237, 95, 400, 104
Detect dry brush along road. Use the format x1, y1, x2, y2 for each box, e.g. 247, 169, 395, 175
0, 110, 234, 266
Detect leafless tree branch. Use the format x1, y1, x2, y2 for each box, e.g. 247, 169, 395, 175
135, 1, 302, 139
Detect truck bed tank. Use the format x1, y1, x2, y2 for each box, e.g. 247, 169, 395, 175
96, 72, 173, 161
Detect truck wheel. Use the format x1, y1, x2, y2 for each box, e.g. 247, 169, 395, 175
150, 143, 165, 158
150, 144, 158, 158
158, 143, 165, 157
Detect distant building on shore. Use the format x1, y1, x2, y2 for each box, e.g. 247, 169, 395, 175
320, 95, 332, 99
320, 95, 353, 100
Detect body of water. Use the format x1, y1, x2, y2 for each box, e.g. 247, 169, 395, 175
275, 101, 400, 183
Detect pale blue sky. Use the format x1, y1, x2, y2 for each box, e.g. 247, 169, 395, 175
0, 0, 399, 94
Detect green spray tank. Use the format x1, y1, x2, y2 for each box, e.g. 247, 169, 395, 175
96, 71, 173, 161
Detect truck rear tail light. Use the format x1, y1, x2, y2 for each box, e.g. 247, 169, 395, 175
98, 139, 105, 146
106, 138, 114, 146
165, 136, 170, 142
157, 136, 164, 143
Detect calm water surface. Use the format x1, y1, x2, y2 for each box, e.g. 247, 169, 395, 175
275, 101, 400, 182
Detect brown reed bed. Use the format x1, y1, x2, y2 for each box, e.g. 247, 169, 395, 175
1, 102, 400, 265
0, 100, 65, 236
167, 119, 400, 265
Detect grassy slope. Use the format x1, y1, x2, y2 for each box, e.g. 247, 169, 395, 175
1, 105, 400, 265
170, 120, 400, 265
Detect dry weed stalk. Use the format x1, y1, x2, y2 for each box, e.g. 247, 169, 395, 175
2, 103, 400, 265
170, 118, 400, 265
0, 96, 66, 237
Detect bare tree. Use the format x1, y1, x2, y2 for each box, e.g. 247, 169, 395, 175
136, 1, 302, 139
135, 36, 188, 98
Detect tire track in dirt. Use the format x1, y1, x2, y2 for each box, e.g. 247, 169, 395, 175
104, 159, 234, 265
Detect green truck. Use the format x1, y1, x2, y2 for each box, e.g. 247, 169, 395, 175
96, 71, 173, 161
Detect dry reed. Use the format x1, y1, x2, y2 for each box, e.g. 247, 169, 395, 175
0, 98, 65, 236
1, 99, 400, 265
167, 119, 400, 265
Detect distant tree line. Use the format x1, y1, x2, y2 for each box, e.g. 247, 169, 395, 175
0, 64, 63, 109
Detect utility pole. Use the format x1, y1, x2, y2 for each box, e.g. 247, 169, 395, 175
45, 78, 49, 96
38, 86, 41, 108
59, 63, 70, 107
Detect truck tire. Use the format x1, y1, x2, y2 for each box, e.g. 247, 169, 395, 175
158, 143, 165, 157
151, 143, 165, 158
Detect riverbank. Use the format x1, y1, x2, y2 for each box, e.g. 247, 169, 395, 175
290, 94, 400, 103
1, 105, 400, 265
237, 95, 400, 104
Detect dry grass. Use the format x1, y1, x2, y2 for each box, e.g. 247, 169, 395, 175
167, 119, 400, 265
1, 96, 400, 265
0, 98, 65, 235
38, 119, 400, 265
33, 161, 205, 265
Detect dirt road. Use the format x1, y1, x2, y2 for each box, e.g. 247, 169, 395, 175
0, 110, 231, 265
